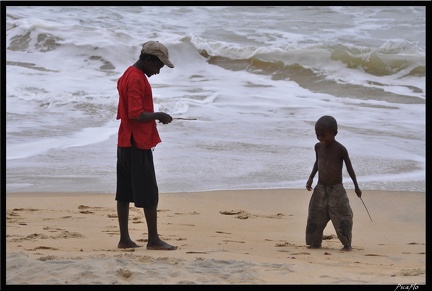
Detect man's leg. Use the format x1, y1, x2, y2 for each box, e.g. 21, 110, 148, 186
117, 201, 140, 248
144, 208, 177, 250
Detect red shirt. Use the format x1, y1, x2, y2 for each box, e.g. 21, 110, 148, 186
116, 66, 161, 149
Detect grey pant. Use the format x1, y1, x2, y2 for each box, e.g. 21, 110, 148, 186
306, 183, 353, 247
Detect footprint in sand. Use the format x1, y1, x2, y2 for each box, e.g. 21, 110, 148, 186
12, 208, 40, 212
222, 240, 245, 244
219, 209, 250, 219
275, 241, 296, 247
7, 211, 20, 217
7, 208, 39, 223
322, 234, 337, 240
174, 211, 200, 215
219, 209, 284, 220
56, 230, 84, 239
25, 233, 49, 240
396, 268, 425, 276
78, 204, 105, 214
117, 268, 133, 279
78, 205, 103, 210
31, 246, 59, 251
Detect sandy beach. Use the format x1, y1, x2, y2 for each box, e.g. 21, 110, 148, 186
5, 189, 426, 285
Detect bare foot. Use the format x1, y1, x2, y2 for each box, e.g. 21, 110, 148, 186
118, 240, 141, 249
147, 241, 177, 250
307, 244, 322, 249
340, 246, 352, 252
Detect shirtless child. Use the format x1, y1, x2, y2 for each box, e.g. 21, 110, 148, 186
305, 115, 362, 251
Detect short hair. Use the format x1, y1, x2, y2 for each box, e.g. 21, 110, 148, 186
315, 115, 338, 133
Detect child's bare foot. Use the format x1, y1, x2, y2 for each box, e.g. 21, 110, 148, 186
147, 240, 177, 250
340, 245, 352, 251
118, 240, 141, 249
307, 244, 322, 249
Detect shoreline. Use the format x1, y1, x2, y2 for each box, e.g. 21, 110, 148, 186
6, 189, 426, 285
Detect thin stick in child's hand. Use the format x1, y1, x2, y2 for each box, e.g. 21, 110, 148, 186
360, 197, 373, 222
173, 118, 197, 120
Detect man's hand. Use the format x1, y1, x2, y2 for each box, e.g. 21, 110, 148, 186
157, 112, 172, 124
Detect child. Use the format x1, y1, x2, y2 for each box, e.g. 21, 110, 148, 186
305, 115, 362, 251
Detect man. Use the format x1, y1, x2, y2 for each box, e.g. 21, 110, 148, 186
116, 41, 177, 250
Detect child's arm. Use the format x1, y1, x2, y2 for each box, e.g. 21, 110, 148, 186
306, 144, 319, 191
342, 147, 362, 197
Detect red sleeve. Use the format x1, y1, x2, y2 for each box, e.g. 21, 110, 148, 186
127, 75, 147, 119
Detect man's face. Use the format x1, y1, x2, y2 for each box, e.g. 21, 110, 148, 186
145, 58, 165, 77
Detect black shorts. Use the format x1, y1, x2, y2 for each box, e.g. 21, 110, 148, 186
116, 146, 159, 208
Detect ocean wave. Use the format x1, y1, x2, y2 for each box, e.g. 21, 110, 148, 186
5, 6, 425, 193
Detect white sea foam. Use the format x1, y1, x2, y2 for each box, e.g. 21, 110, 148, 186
5, 5, 426, 193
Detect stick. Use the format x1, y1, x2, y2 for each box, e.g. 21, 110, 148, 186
173, 118, 197, 120
360, 197, 373, 221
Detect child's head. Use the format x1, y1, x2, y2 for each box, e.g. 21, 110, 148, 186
315, 115, 338, 139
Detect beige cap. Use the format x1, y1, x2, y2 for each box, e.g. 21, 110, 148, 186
141, 41, 174, 68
